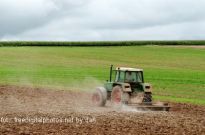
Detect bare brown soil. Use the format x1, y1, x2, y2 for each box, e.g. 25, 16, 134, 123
0, 85, 205, 135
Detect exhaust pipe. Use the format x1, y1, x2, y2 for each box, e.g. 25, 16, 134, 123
110, 65, 113, 82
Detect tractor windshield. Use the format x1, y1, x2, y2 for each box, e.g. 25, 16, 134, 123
114, 70, 144, 83
125, 71, 143, 83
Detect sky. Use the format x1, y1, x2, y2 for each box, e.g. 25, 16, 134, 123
0, 0, 205, 41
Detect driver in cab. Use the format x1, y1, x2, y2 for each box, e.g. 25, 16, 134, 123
125, 72, 134, 82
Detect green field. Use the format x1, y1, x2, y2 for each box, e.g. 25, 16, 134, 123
0, 46, 204, 105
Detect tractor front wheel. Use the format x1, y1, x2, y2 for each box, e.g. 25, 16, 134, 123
143, 92, 152, 103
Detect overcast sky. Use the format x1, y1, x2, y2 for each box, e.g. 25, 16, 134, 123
1, 0, 205, 41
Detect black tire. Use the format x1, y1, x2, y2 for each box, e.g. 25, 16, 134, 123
92, 87, 107, 106
143, 92, 152, 103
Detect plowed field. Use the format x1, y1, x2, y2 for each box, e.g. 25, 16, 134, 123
0, 85, 204, 135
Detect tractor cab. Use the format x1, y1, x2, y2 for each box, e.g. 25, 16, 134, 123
108, 66, 146, 92
114, 67, 144, 83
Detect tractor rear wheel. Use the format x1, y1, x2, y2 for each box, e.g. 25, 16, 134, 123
92, 87, 107, 107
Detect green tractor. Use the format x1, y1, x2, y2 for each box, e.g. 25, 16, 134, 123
92, 65, 170, 111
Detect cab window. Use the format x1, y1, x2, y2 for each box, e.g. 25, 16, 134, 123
115, 71, 125, 82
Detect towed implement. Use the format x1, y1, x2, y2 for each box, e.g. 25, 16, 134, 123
92, 65, 170, 111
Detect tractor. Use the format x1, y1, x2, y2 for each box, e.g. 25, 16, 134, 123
92, 65, 170, 111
